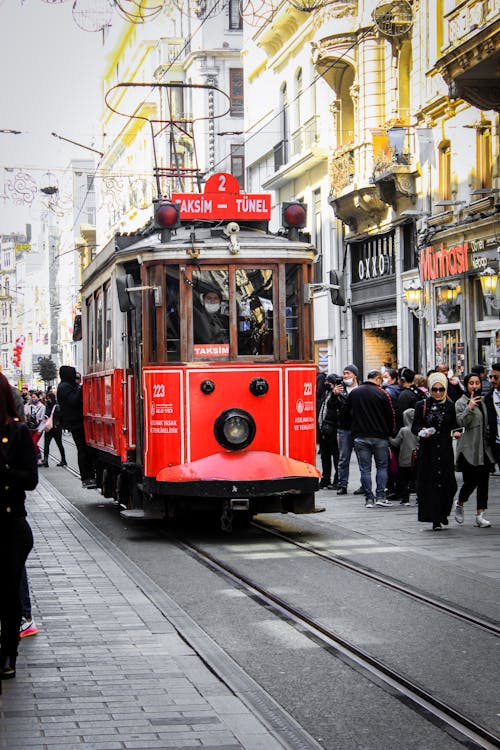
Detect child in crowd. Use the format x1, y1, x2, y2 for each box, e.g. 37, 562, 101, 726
389, 408, 419, 505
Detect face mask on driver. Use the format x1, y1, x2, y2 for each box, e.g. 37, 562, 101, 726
204, 302, 220, 314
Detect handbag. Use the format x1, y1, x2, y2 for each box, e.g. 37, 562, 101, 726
42, 406, 56, 433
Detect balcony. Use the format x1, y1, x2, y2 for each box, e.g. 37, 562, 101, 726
328, 142, 388, 233
435, 0, 500, 111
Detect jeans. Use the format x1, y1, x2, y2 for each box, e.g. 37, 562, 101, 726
70, 426, 95, 482
337, 429, 354, 488
353, 437, 389, 500
318, 432, 339, 486
19, 566, 32, 619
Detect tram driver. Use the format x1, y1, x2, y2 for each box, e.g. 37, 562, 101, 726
193, 288, 229, 345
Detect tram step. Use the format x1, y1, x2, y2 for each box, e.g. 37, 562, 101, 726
120, 509, 165, 521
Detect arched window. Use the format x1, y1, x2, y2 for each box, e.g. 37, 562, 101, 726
294, 67, 303, 130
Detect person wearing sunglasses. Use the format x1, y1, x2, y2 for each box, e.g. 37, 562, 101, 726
454, 373, 494, 527
412, 371, 461, 530
485, 362, 500, 475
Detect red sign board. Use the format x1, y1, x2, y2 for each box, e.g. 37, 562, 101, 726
420, 242, 469, 281
172, 172, 271, 221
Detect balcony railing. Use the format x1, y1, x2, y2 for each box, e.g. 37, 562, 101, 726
328, 145, 355, 195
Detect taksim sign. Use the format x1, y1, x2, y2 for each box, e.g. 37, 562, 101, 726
172, 172, 271, 221
420, 242, 469, 281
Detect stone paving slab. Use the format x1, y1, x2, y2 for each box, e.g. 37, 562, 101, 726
0, 478, 312, 750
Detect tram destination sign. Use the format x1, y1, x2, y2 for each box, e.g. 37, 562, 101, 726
172, 172, 271, 221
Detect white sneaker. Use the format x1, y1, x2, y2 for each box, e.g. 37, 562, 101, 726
375, 498, 393, 507
454, 502, 464, 524
475, 513, 491, 528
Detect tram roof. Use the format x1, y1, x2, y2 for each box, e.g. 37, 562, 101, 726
83, 223, 316, 287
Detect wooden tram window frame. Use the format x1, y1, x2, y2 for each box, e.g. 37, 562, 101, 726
140, 259, 313, 364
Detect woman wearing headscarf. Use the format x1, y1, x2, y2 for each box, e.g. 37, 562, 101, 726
0, 372, 38, 679
454, 373, 494, 528
411, 371, 461, 530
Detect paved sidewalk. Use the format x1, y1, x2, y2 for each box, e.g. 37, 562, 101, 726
0, 477, 317, 750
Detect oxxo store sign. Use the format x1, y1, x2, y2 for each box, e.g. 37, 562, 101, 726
419, 240, 492, 281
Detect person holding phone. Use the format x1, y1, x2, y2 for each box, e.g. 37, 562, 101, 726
411, 372, 460, 530
454, 373, 494, 528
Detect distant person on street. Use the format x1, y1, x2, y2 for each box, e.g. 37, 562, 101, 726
317, 374, 340, 489
345, 370, 395, 508
411, 372, 461, 531
471, 364, 492, 397
24, 390, 46, 463
41, 386, 67, 468
395, 368, 421, 431
0, 372, 38, 680
484, 362, 500, 471
57, 366, 96, 489
389, 408, 419, 505
333, 364, 362, 495
454, 373, 494, 528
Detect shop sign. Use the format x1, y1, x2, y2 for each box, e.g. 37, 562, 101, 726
357, 254, 391, 281
420, 242, 469, 281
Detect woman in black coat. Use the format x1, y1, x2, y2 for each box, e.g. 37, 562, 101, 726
412, 371, 461, 530
0, 372, 38, 679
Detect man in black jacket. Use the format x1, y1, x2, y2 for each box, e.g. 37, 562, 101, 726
57, 366, 96, 489
345, 370, 395, 508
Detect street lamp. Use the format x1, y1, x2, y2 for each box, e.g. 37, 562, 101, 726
479, 267, 500, 310
403, 278, 426, 318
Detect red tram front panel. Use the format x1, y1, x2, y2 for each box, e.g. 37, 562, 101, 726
142, 364, 317, 481
186, 367, 282, 462
143, 369, 184, 477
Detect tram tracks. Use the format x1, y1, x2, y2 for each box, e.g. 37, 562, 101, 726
53, 453, 499, 748
171, 532, 499, 750
251, 520, 500, 637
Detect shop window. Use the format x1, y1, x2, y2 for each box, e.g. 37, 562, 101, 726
438, 141, 451, 201
229, 69, 244, 117
476, 277, 500, 320
435, 283, 461, 324
434, 330, 464, 376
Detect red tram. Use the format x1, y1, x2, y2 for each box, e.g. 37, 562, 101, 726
81, 173, 321, 528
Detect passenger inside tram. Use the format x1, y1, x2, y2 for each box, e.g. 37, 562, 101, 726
193, 288, 230, 345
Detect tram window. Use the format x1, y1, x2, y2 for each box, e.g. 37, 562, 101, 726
104, 284, 112, 362
236, 269, 274, 356
193, 270, 229, 358
86, 297, 95, 369
286, 265, 300, 360
166, 266, 181, 362
96, 291, 104, 365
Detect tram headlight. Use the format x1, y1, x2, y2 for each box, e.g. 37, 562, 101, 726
214, 409, 256, 451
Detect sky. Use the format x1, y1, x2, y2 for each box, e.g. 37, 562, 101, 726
0, 0, 104, 234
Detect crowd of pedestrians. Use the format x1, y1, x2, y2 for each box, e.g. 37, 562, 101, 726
317, 361, 499, 530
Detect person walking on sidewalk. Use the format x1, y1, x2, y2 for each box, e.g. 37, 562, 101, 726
41, 387, 67, 468
57, 366, 96, 489
411, 372, 461, 531
0, 372, 38, 680
454, 373, 494, 528
345, 370, 395, 508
